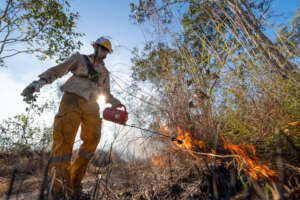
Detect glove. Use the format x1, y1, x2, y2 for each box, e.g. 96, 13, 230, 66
21, 79, 47, 101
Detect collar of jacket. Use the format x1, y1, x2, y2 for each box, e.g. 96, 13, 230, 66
88, 54, 105, 65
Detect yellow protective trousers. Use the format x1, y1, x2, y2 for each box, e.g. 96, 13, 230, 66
48, 92, 101, 196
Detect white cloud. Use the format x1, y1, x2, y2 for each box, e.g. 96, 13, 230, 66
0, 69, 28, 121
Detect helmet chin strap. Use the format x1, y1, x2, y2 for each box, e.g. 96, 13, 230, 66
93, 48, 98, 64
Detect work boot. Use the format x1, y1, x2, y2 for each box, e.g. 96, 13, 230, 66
70, 186, 91, 200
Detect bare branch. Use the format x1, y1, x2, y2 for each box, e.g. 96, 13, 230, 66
0, 24, 11, 55
0, 49, 37, 60
0, 29, 43, 45
0, 0, 13, 21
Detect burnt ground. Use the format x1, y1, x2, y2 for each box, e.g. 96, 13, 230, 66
0, 151, 300, 200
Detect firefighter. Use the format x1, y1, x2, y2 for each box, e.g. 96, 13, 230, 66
21, 37, 122, 199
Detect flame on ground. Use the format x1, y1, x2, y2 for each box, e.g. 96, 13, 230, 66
157, 123, 277, 180
288, 121, 299, 126
220, 134, 277, 180
174, 127, 206, 150
172, 127, 205, 162
208, 149, 221, 164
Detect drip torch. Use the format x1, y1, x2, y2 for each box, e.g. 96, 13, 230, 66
103, 105, 182, 144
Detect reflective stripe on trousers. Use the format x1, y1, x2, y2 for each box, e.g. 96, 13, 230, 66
49, 154, 73, 164
78, 149, 94, 160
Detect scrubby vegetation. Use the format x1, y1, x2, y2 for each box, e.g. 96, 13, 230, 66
0, 0, 299, 199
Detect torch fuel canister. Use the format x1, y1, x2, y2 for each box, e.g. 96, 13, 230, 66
103, 105, 128, 125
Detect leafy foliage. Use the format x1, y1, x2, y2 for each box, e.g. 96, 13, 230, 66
0, 0, 84, 66
0, 99, 55, 152
129, 0, 300, 162
276, 10, 300, 59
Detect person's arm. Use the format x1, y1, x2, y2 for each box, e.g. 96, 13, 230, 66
102, 72, 122, 107
38, 53, 79, 84
21, 53, 79, 100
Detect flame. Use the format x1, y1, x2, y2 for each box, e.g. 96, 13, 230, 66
152, 154, 164, 166
207, 149, 221, 164
207, 149, 215, 159
174, 127, 192, 149
220, 134, 277, 180
286, 121, 300, 135
171, 127, 206, 163
288, 121, 299, 126
173, 127, 206, 150
197, 140, 206, 149
157, 122, 276, 180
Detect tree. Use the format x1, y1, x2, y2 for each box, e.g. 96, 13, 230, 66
0, 0, 84, 67
130, 0, 298, 78
0, 98, 56, 152
129, 0, 300, 149
276, 10, 300, 60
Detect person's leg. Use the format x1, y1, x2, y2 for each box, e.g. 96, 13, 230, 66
48, 93, 81, 197
70, 100, 101, 191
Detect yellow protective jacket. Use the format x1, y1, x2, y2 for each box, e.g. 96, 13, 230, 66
39, 53, 121, 106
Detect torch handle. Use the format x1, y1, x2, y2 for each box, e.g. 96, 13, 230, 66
119, 104, 127, 112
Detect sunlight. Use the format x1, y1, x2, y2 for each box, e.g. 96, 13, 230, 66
97, 95, 106, 106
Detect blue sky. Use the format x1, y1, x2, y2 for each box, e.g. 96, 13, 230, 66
0, 0, 148, 120
0, 0, 299, 118
0, 0, 152, 155
271, 0, 299, 20
0, 0, 299, 143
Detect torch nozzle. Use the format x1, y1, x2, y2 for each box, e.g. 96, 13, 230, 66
171, 137, 183, 144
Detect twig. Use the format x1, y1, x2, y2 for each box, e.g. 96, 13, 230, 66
6, 165, 17, 200
91, 174, 101, 200
171, 144, 241, 159
275, 127, 284, 199
212, 124, 220, 199
38, 156, 52, 200
168, 152, 172, 183
99, 143, 114, 200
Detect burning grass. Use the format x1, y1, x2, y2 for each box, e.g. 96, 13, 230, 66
0, 146, 300, 199
0, 122, 299, 200
159, 124, 278, 182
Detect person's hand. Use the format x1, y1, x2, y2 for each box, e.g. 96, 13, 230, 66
21, 80, 44, 101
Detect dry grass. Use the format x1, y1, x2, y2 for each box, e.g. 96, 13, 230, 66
1, 1, 300, 199
0, 147, 299, 199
